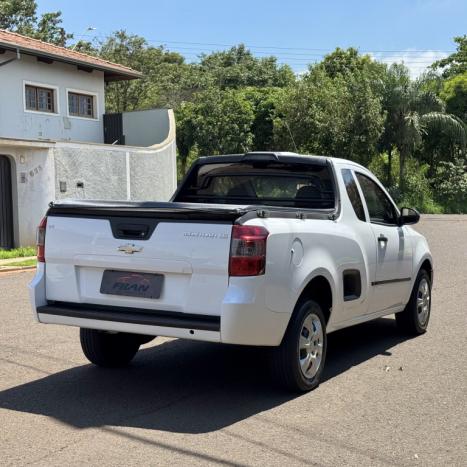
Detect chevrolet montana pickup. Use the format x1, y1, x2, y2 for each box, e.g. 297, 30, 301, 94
29, 152, 433, 391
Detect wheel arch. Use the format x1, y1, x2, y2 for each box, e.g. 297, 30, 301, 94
411, 232, 433, 284
419, 257, 433, 284
295, 272, 334, 325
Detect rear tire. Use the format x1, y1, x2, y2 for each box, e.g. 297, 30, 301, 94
396, 269, 431, 335
271, 299, 327, 392
80, 329, 141, 367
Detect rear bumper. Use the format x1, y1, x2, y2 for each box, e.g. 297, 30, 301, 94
38, 306, 221, 343
38, 302, 220, 332
29, 267, 290, 346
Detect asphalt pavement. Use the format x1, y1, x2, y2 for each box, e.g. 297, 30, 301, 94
1, 215, 466, 466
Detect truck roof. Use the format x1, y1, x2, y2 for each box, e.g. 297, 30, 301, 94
196, 152, 366, 170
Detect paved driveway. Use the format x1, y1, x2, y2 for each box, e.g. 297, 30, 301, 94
1, 216, 466, 466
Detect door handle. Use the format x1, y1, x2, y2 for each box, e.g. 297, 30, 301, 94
378, 234, 388, 243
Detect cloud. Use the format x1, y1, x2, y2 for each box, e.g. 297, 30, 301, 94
371, 49, 449, 78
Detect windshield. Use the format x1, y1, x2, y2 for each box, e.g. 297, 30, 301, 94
174, 161, 335, 209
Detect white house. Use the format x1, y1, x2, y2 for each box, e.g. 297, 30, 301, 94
0, 30, 177, 249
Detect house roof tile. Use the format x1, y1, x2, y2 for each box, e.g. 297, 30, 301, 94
0, 29, 142, 81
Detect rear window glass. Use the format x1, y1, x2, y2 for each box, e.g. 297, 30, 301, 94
174, 161, 335, 209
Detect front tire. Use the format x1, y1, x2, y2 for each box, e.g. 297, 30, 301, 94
272, 299, 327, 392
80, 329, 141, 367
396, 269, 431, 335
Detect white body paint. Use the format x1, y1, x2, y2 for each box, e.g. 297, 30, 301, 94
29, 157, 432, 346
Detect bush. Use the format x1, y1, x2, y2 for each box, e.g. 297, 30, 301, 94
368, 153, 444, 213
433, 157, 467, 213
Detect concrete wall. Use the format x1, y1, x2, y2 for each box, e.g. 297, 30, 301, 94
0, 51, 105, 143
54, 146, 127, 200
122, 109, 170, 147
54, 110, 177, 202
128, 146, 177, 201
53, 141, 176, 202
0, 109, 177, 246
0, 142, 55, 246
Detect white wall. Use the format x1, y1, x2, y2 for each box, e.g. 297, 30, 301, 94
0, 144, 55, 246
122, 109, 171, 147
52, 110, 178, 203
53, 139, 177, 202
0, 51, 105, 143
0, 109, 177, 246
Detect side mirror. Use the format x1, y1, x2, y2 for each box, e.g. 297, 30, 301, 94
399, 207, 420, 226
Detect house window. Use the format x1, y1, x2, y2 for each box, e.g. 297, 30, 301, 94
68, 92, 95, 118
25, 85, 55, 113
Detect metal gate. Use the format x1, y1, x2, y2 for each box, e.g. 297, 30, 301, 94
0, 155, 14, 249
103, 113, 125, 145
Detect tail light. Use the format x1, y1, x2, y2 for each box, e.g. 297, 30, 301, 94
36, 216, 47, 263
229, 225, 269, 276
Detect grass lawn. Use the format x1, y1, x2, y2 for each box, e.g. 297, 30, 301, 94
0, 247, 36, 260
0, 258, 37, 268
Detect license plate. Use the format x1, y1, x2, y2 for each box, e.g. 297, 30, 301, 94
100, 270, 164, 299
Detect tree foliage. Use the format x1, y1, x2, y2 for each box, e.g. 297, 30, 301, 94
432, 35, 467, 78
374, 67, 466, 190
319, 47, 387, 91
0, 0, 36, 31
434, 157, 467, 212
199, 44, 295, 89
440, 73, 467, 122
98, 31, 193, 113
1, 1, 466, 212
274, 57, 385, 166
0, 0, 71, 45
177, 88, 255, 157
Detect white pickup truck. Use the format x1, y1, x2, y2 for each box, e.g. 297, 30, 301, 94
29, 152, 433, 391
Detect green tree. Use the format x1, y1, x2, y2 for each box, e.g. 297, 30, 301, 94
199, 44, 295, 89
398, 111, 464, 190
99, 31, 186, 112
378, 69, 466, 190
274, 59, 384, 165
176, 88, 256, 174
0, 0, 35, 32
320, 47, 387, 86
175, 102, 197, 176
33, 11, 71, 46
433, 156, 467, 212
240, 87, 283, 151
379, 64, 411, 185
190, 88, 255, 156
72, 40, 99, 55
432, 35, 467, 78
0, 0, 71, 46
440, 72, 467, 122
145, 62, 211, 110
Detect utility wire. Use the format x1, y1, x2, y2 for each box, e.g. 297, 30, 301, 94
72, 33, 454, 55
70, 31, 449, 71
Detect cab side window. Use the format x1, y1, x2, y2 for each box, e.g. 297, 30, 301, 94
356, 173, 398, 225
341, 169, 366, 221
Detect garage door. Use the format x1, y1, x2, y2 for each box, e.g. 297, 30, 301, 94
0, 155, 14, 249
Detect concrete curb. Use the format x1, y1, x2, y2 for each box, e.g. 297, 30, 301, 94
0, 265, 36, 274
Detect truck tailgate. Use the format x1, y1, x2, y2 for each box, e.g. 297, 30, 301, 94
44, 213, 233, 316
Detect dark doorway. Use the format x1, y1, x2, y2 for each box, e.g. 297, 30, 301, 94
103, 113, 125, 145
0, 155, 14, 249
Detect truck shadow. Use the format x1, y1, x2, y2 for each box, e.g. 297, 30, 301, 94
0, 317, 409, 434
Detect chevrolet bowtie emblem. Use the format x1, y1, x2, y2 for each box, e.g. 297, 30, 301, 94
118, 244, 143, 254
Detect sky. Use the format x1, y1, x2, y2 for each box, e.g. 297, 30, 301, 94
37, 0, 467, 77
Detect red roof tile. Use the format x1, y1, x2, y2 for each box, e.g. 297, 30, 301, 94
0, 29, 142, 81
